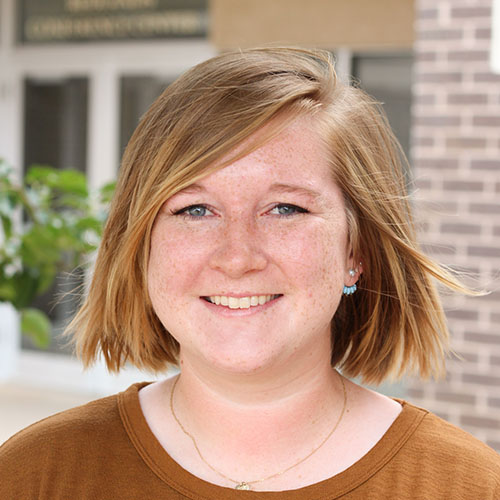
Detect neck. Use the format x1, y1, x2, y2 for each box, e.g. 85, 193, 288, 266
170, 354, 346, 482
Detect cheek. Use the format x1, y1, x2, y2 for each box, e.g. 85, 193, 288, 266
147, 223, 209, 297
276, 222, 348, 291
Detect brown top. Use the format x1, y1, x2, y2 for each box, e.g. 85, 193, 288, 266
1, 382, 499, 499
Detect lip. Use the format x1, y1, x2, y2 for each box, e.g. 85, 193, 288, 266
200, 294, 283, 316
201, 293, 280, 298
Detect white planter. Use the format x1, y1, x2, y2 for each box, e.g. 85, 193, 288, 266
0, 302, 20, 381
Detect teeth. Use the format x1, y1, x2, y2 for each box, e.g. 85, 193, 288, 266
206, 295, 279, 309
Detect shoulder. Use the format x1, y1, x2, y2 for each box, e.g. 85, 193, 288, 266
1, 390, 121, 455
394, 401, 500, 495
412, 404, 499, 463
0, 387, 136, 498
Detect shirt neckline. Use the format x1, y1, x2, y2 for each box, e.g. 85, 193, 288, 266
118, 382, 427, 500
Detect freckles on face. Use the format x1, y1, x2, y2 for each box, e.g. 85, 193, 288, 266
146, 115, 353, 370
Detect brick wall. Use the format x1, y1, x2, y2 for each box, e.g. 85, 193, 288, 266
410, 0, 500, 452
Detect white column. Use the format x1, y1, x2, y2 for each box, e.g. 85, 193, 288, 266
0, 304, 20, 381
334, 47, 353, 84
87, 68, 120, 189
492, 0, 500, 73
0, 0, 22, 172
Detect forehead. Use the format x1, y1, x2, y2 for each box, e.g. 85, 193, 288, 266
177, 115, 334, 196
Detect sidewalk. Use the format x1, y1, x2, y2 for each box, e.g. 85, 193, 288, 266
0, 382, 97, 444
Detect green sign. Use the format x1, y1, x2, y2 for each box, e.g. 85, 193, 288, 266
18, 0, 208, 44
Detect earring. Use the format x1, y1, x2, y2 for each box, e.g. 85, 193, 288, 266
343, 268, 358, 295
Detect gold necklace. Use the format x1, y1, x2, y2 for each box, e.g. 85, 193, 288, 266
169, 371, 347, 491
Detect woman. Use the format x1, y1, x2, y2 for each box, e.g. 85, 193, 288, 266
1, 47, 498, 499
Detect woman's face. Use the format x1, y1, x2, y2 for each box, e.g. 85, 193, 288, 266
147, 115, 357, 374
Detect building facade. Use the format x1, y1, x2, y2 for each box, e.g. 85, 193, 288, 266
410, 0, 500, 451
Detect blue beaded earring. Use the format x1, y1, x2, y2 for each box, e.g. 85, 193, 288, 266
343, 268, 358, 296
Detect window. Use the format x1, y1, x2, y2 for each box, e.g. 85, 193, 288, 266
351, 53, 413, 161
22, 77, 88, 354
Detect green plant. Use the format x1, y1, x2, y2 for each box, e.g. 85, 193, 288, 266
0, 160, 114, 347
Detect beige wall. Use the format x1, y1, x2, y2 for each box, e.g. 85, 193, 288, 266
210, 0, 414, 51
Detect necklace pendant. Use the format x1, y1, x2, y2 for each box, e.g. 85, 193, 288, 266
235, 482, 250, 490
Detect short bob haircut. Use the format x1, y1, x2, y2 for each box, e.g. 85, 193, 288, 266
68, 47, 469, 384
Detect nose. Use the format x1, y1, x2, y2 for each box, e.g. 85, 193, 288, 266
208, 216, 268, 278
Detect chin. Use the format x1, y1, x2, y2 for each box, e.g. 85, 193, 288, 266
200, 343, 285, 375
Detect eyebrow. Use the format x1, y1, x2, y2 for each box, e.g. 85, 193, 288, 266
173, 183, 206, 195
174, 182, 322, 200
267, 182, 323, 200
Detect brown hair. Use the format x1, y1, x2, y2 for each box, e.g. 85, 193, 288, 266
67, 47, 471, 384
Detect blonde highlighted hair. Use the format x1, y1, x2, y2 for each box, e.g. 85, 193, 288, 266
67, 47, 470, 384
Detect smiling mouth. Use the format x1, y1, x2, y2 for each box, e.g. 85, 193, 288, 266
202, 294, 282, 309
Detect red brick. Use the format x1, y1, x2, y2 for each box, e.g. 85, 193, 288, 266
450, 6, 491, 18
487, 441, 500, 453
452, 351, 479, 364
474, 72, 500, 83
470, 160, 500, 171
412, 136, 434, 147
448, 93, 488, 105
445, 309, 479, 321
438, 411, 455, 422
491, 355, 500, 366
415, 158, 459, 170
420, 29, 464, 41
416, 51, 437, 62
448, 50, 489, 62
460, 415, 500, 430
418, 72, 462, 84
446, 137, 487, 149
467, 246, 500, 258
414, 94, 436, 106
463, 373, 500, 386
481, 291, 500, 303
475, 28, 492, 40
470, 203, 500, 214
407, 387, 424, 399
488, 397, 500, 408
491, 313, 500, 323
440, 223, 481, 235
464, 331, 500, 345
473, 116, 500, 127
493, 225, 500, 235
419, 8, 439, 20
416, 115, 461, 127
442, 180, 483, 192
436, 391, 476, 405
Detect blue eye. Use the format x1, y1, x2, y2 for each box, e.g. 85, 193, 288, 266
270, 204, 308, 216
175, 205, 213, 218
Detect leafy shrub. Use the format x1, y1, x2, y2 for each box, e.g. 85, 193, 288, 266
0, 161, 114, 347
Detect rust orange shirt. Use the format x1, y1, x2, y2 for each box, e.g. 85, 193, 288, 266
1, 383, 499, 499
